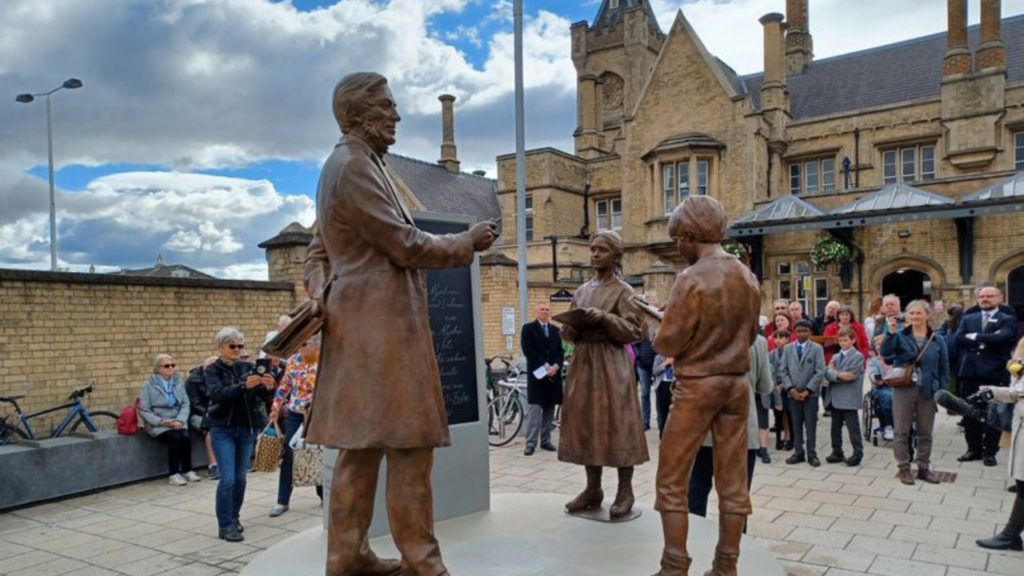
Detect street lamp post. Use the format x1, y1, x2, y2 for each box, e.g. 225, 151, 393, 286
16, 78, 84, 271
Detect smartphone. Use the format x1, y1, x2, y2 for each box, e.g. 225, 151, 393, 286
255, 358, 271, 376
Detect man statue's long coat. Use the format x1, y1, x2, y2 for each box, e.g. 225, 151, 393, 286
303, 132, 475, 449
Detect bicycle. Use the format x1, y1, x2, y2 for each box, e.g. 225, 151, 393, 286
0, 385, 119, 445
484, 355, 513, 404
487, 364, 526, 447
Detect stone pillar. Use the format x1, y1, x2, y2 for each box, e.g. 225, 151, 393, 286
438, 94, 460, 173
977, 0, 1006, 71
785, 0, 812, 75
944, 0, 972, 76
574, 74, 602, 157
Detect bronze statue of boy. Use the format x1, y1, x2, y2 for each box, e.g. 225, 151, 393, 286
652, 196, 761, 576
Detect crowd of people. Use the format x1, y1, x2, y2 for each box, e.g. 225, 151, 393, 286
519, 279, 1024, 552
136, 319, 323, 543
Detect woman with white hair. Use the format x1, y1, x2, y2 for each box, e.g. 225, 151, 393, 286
139, 354, 200, 486
204, 327, 276, 542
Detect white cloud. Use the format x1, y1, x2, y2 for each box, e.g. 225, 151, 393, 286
5, 0, 1024, 275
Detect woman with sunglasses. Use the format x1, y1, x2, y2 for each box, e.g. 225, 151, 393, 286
140, 354, 201, 486
204, 327, 275, 542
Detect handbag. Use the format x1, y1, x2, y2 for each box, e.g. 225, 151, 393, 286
251, 422, 284, 473
292, 445, 324, 487
116, 397, 141, 435
882, 332, 936, 388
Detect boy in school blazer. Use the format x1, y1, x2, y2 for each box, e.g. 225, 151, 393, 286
779, 319, 826, 467
825, 327, 866, 466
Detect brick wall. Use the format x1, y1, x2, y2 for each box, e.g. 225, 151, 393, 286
0, 270, 296, 431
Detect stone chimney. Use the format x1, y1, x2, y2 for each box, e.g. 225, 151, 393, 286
785, 0, 812, 75
944, 0, 972, 76
976, 0, 1006, 71
759, 13, 787, 110
438, 94, 460, 173
760, 13, 790, 199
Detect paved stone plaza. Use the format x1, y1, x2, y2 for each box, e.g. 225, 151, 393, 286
0, 413, 1020, 576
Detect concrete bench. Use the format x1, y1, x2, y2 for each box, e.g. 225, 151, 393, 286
0, 430, 209, 511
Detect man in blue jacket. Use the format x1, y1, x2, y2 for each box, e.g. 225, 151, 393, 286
955, 285, 1019, 466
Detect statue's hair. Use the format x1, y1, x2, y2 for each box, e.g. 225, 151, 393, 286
668, 196, 727, 244
591, 229, 625, 258
332, 72, 389, 133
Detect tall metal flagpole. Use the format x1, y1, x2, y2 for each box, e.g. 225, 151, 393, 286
514, 0, 529, 330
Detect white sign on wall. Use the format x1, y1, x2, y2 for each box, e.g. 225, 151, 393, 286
501, 307, 516, 336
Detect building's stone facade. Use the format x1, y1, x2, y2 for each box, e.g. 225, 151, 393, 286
493, 0, 1024, 325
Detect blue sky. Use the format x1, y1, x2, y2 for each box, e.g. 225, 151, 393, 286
3, 0, 1023, 278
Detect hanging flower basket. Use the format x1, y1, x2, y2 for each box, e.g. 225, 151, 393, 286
723, 241, 748, 263
810, 236, 852, 268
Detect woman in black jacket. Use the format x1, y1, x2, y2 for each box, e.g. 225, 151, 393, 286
205, 327, 275, 542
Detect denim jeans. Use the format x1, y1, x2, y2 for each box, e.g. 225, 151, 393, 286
278, 410, 323, 506
637, 366, 653, 428
209, 425, 258, 531
871, 386, 894, 429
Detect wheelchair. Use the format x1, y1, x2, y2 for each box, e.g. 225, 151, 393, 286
862, 388, 916, 456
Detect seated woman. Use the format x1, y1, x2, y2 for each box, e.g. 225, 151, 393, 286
140, 354, 201, 486
865, 335, 895, 441
268, 335, 324, 517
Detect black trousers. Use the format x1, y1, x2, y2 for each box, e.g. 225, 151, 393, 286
830, 408, 863, 456
687, 445, 757, 519
959, 379, 1002, 456
789, 396, 819, 458
156, 428, 192, 475
656, 382, 673, 438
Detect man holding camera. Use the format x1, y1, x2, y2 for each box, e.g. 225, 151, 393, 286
955, 286, 1019, 466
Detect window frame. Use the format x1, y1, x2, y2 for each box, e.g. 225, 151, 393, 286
1014, 132, 1024, 172
662, 164, 676, 216
596, 197, 622, 231
881, 143, 937, 184
696, 160, 709, 196
787, 156, 835, 195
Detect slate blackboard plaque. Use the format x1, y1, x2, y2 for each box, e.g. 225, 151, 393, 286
416, 218, 479, 426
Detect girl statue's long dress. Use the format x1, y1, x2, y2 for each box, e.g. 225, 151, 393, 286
558, 231, 649, 519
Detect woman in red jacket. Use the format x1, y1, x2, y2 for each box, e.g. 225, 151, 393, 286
822, 306, 869, 364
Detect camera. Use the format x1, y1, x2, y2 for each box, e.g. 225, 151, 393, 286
896, 315, 905, 323
965, 389, 994, 406
255, 358, 271, 376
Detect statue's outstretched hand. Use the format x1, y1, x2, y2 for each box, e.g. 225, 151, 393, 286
469, 220, 498, 252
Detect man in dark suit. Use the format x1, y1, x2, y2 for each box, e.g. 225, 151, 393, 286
955, 285, 1019, 466
521, 302, 564, 456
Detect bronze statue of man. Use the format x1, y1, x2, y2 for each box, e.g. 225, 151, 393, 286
303, 72, 497, 576
652, 196, 761, 576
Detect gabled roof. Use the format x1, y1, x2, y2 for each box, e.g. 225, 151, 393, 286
632, 11, 740, 119
114, 260, 214, 280
963, 171, 1024, 202
742, 15, 1024, 119
384, 154, 500, 225
593, 0, 663, 35
831, 183, 954, 214
733, 194, 825, 225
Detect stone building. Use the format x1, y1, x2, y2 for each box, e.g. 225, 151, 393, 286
494, 0, 1024, 332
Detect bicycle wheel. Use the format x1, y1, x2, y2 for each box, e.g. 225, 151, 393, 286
487, 394, 524, 447
0, 420, 27, 446
69, 411, 119, 433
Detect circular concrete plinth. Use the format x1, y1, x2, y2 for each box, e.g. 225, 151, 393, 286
241, 493, 784, 576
